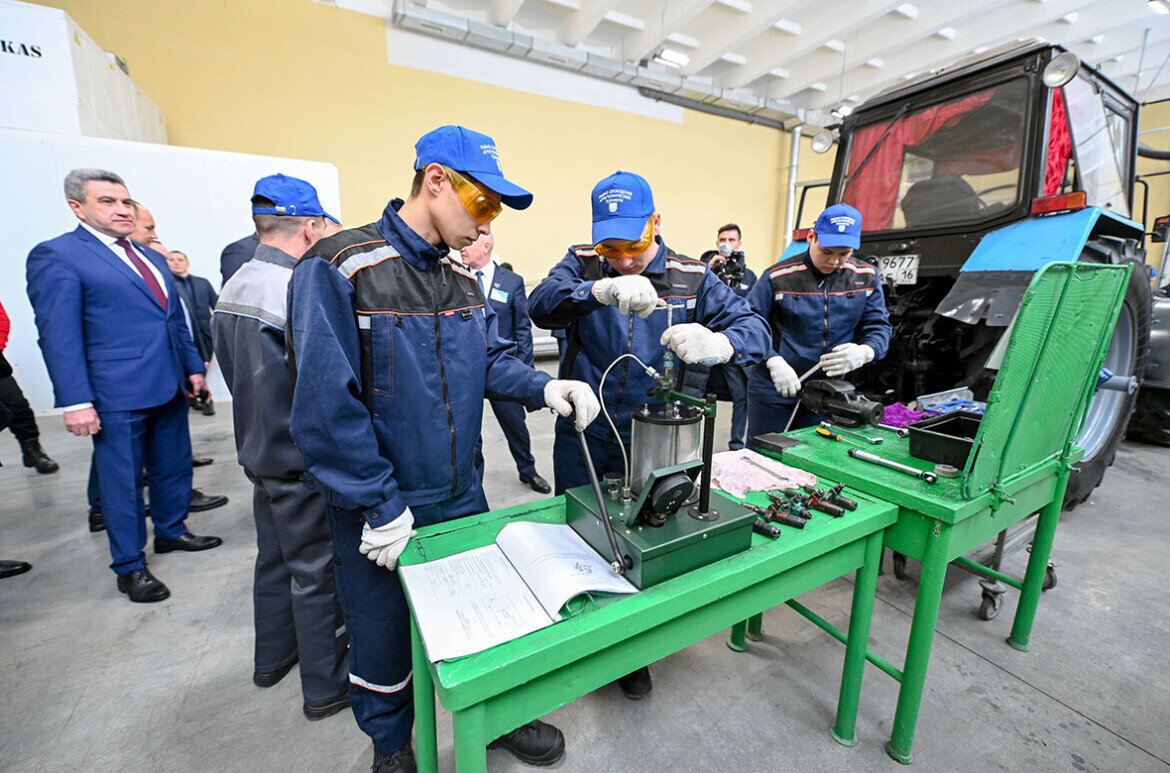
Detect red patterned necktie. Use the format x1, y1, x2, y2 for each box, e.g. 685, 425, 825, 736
114, 238, 167, 310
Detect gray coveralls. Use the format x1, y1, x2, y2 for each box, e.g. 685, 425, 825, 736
212, 243, 347, 704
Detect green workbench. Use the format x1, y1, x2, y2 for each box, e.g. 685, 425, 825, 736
400, 483, 897, 772
761, 262, 1131, 764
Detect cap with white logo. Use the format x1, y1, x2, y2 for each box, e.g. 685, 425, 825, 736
813, 203, 862, 249
591, 171, 655, 244
413, 125, 533, 210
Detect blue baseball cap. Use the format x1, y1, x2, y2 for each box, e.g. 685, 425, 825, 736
813, 203, 863, 249
591, 171, 655, 244
251, 174, 339, 224
414, 125, 533, 210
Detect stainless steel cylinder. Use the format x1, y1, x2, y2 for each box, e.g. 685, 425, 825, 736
629, 402, 702, 494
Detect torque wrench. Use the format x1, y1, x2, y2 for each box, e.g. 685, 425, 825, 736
847, 448, 938, 484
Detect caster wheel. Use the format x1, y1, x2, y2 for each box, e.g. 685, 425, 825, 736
979, 592, 1003, 621
892, 552, 908, 580
1043, 565, 1058, 591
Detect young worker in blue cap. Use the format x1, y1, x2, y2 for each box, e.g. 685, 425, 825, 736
529, 170, 771, 699
745, 203, 892, 439
286, 126, 600, 773
212, 174, 350, 721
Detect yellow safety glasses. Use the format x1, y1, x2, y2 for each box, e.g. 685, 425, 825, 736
594, 213, 656, 260
442, 166, 502, 223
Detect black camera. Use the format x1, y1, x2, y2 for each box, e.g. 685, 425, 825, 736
702, 248, 746, 287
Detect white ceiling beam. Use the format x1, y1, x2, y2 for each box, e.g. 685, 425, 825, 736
559, 0, 627, 45
677, 0, 808, 75
777, 0, 1103, 107
489, 0, 528, 26
816, 0, 1166, 109
725, 0, 926, 88
623, 0, 720, 63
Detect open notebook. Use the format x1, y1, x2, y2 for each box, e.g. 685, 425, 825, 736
400, 521, 637, 663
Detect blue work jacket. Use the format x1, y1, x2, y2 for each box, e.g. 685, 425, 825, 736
287, 201, 551, 529
746, 250, 891, 407
529, 240, 770, 442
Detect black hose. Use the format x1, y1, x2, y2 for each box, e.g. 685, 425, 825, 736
1138, 142, 1170, 161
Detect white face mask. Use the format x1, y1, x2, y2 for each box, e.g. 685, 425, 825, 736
718, 243, 733, 257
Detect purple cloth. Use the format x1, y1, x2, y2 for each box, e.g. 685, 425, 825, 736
882, 402, 925, 427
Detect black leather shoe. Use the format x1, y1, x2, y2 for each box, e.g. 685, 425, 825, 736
488, 720, 565, 766
192, 456, 214, 467
117, 568, 170, 602
304, 693, 351, 721
372, 746, 416, 773
20, 439, 59, 474
617, 666, 652, 700
188, 489, 228, 512
202, 401, 216, 416
88, 512, 106, 533
520, 474, 551, 494
253, 657, 298, 688
0, 560, 32, 579
154, 532, 222, 553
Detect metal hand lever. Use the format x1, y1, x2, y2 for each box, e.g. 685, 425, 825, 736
576, 428, 627, 573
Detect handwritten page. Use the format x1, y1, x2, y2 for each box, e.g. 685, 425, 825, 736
400, 545, 553, 662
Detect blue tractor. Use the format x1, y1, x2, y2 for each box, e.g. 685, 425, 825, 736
796, 40, 1167, 508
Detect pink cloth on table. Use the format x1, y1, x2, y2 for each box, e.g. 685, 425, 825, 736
711, 450, 818, 499
882, 402, 924, 428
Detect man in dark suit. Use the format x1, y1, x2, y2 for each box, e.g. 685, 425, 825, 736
220, 232, 260, 285
463, 233, 551, 493
167, 249, 218, 416
26, 168, 223, 603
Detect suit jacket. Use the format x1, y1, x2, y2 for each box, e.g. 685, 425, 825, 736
26, 225, 205, 412
220, 232, 260, 286
172, 273, 218, 362
483, 265, 533, 366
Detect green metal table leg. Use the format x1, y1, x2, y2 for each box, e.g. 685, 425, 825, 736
746, 613, 764, 641
411, 621, 439, 773
885, 520, 951, 765
727, 620, 748, 652
831, 529, 883, 748
453, 703, 488, 773
1007, 474, 1067, 651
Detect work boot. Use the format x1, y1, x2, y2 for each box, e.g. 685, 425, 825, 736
616, 666, 652, 699
372, 746, 416, 773
20, 438, 59, 474
488, 720, 565, 766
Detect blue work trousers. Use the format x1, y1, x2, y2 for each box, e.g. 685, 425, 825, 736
479, 399, 537, 479
723, 364, 749, 451
328, 478, 488, 756
91, 389, 191, 574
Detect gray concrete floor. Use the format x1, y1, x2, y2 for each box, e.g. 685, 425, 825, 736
2, 370, 1169, 772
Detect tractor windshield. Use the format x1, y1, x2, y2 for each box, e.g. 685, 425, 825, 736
842, 79, 1030, 232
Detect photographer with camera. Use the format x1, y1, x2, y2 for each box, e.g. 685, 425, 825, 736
701, 224, 757, 450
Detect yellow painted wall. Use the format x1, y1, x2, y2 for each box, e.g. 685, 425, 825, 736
1138, 101, 1170, 271
31, 0, 800, 279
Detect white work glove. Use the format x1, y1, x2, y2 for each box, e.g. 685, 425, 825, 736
660, 323, 734, 366
591, 275, 660, 318
767, 356, 801, 398
544, 379, 601, 431
359, 509, 415, 569
819, 343, 875, 377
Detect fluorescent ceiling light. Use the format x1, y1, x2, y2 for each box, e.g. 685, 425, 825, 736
769, 67, 790, 78
774, 18, 801, 35
935, 26, 956, 40
721, 52, 747, 65
865, 57, 884, 69
654, 47, 690, 68
894, 3, 918, 19
1150, 0, 1169, 13
666, 32, 700, 48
